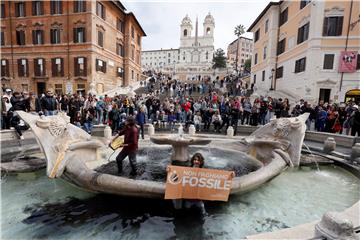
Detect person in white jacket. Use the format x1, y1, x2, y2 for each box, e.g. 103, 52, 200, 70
211, 110, 222, 133
193, 111, 202, 132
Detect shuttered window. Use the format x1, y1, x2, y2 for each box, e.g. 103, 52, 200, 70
73, 0, 86, 13
1, 59, 9, 77
295, 57, 306, 73
323, 16, 343, 36
17, 59, 29, 77
73, 27, 85, 43
50, 0, 62, 15
96, 59, 106, 73
16, 30, 26, 45
15, 2, 26, 17
32, 1, 43, 16
74, 57, 87, 76
51, 58, 64, 77
34, 58, 46, 76
32, 30, 44, 45
323, 54, 334, 70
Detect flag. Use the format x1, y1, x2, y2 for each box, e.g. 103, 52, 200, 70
339, 51, 358, 73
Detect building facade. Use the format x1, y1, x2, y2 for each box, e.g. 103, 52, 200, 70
0, 0, 145, 96
141, 13, 224, 81
227, 36, 253, 72
248, 0, 360, 104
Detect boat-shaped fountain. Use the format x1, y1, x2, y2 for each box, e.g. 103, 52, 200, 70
16, 111, 309, 198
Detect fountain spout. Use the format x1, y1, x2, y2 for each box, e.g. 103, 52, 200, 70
178, 124, 184, 139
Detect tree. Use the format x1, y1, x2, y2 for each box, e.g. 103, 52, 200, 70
234, 24, 245, 73
244, 58, 251, 73
212, 48, 227, 69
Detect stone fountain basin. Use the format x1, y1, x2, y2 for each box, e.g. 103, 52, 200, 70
61, 143, 288, 198
150, 135, 211, 145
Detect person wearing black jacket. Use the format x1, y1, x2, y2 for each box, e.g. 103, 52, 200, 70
10, 92, 26, 111
41, 91, 57, 116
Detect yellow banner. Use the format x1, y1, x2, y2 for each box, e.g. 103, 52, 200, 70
165, 165, 233, 201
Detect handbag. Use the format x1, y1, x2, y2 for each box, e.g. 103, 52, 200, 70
332, 119, 342, 132
109, 136, 124, 150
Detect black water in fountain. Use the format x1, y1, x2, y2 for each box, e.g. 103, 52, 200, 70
95, 146, 263, 181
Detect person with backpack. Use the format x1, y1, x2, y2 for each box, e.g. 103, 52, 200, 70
96, 96, 106, 125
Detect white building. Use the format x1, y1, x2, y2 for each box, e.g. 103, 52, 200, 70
142, 13, 229, 81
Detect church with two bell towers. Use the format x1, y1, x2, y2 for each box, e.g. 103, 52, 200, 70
141, 13, 219, 81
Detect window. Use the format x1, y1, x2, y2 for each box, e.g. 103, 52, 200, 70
50, 29, 61, 44
17, 59, 28, 77
0, 31, 4, 46
74, 57, 87, 76
117, 67, 124, 78
16, 30, 26, 45
323, 16, 343, 36
74, 0, 86, 13
131, 45, 135, 60
32, 30, 44, 45
117, 19, 124, 33
32, 1, 43, 16
52, 58, 64, 77
131, 26, 135, 39
300, 0, 311, 9
279, 8, 288, 26
262, 70, 265, 81
137, 34, 141, 45
253, 74, 256, 83
50, 0, 62, 15
1, 59, 9, 77
73, 27, 85, 43
131, 70, 134, 79
297, 22, 309, 44
206, 27, 211, 34
136, 50, 140, 64
323, 54, 334, 69
34, 58, 46, 76
276, 66, 283, 78
265, 19, 269, 33
254, 53, 258, 65
183, 29, 187, 37
15, 2, 26, 17
97, 31, 103, 47
206, 51, 208, 60
54, 84, 63, 95
295, 57, 306, 73
357, 54, 360, 70
277, 39, 286, 55
1, 3, 5, 18
254, 29, 260, 42
96, 59, 106, 73
263, 46, 267, 59
96, 2, 105, 19
116, 43, 124, 56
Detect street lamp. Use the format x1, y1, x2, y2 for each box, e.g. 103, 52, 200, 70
269, 68, 275, 90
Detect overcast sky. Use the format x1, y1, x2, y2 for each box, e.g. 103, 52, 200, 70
123, 0, 271, 51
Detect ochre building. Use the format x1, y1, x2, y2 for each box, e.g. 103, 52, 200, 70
0, 0, 145, 95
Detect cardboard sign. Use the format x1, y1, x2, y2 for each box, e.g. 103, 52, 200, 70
165, 165, 233, 201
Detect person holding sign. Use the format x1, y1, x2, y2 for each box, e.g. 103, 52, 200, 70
166, 153, 235, 211
114, 116, 139, 176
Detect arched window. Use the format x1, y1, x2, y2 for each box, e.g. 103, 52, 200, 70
206, 27, 211, 34
183, 29, 187, 37
206, 51, 209, 60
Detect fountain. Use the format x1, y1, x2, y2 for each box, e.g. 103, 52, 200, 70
150, 124, 211, 165
2, 111, 358, 239
15, 111, 311, 198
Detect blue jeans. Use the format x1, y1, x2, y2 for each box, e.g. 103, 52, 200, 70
97, 109, 103, 124
44, 110, 57, 116
83, 121, 93, 134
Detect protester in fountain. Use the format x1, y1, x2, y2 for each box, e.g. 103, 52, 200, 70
115, 115, 139, 175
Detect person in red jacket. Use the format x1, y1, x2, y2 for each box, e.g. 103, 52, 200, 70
115, 116, 139, 175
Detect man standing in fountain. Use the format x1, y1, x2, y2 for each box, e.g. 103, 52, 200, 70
115, 116, 139, 175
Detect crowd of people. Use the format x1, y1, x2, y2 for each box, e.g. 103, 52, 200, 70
1, 74, 360, 138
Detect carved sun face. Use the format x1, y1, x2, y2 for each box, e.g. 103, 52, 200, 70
271, 119, 291, 138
